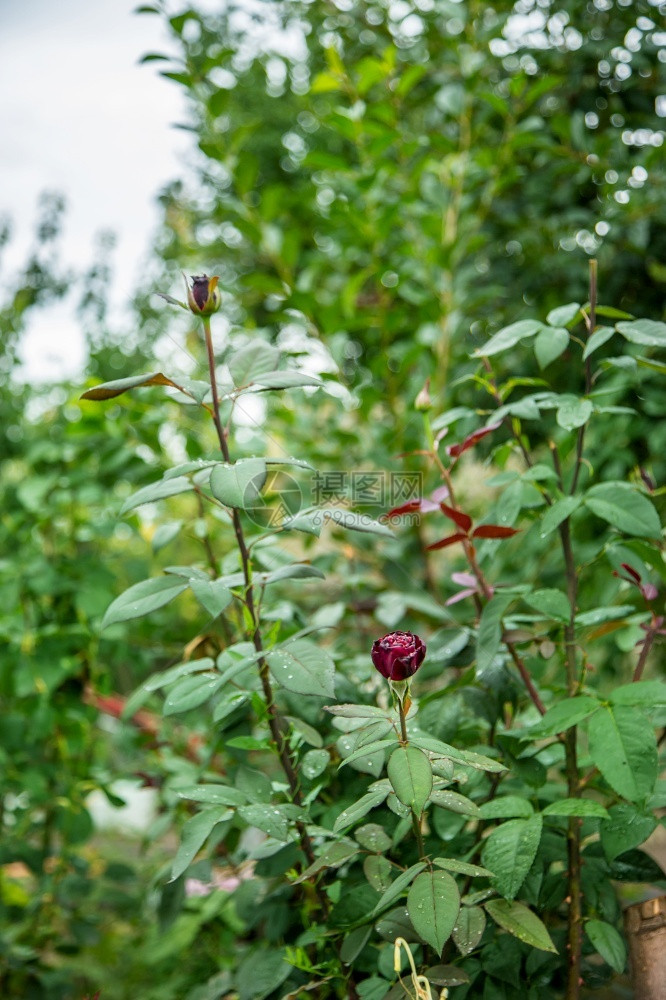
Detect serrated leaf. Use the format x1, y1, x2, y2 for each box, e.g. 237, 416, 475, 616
584, 482, 661, 538
120, 476, 192, 514
484, 898, 557, 952
209, 459, 267, 509
542, 798, 609, 819
250, 371, 322, 389
371, 862, 427, 917
176, 784, 247, 807
556, 396, 593, 431
610, 680, 666, 707
452, 905, 486, 955
334, 788, 389, 833
583, 326, 615, 360
163, 673, 223, 715
81, 372, 182, 401
482, 816, 542, 900
407, 870, 460, 954
171, 808, 228, 880
474, 320, 543, 357
387, 746, 433, 816
600, 802, 657, 861
527, 695, 600, 738
237, 804, 292, 842
616, 319, 666, 347
535, 327, 569, 368
363, 855, 392, 893
478, 796, 534, 820
267, 639, 335, 698
539, 496, 582, 537
429, 790, 480, 818
586, 919, 627, 973
228, 341, 280, 387
434, 858, 493, 878
293, 840, 359, 882
101, 576, 188, 630
524, 588, 571, 623
190, 578, 233, 618
260, 564, 325, 585
547, 302, 580, 327
588, 705, 658, 802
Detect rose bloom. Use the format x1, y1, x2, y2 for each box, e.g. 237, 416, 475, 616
371, 631, 426, 681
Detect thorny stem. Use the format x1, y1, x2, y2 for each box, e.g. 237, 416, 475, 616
202, 318, 327, 910
397, 692, 426, 862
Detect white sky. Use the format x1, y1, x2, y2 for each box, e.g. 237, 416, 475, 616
0, 0, 189, 380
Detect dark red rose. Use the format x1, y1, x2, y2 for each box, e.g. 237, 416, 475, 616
371, 631, 426, 681
186, 274, 221, 316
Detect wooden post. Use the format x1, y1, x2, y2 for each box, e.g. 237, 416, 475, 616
624, 895, 666, 1000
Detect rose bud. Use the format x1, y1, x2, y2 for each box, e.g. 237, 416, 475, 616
371, 631, 426, 681
186, 274, 221, 316
414, 377, 432, 412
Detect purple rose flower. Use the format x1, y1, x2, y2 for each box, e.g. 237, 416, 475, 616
186, 274, 221, 316
371, 631, 426, 681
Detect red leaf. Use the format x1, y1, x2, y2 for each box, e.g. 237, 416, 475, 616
426, 532, 467, 551
446, 422, 502, 459
387, 497, 439, 517
440, 503, 473, 532
472, 525, 520, 539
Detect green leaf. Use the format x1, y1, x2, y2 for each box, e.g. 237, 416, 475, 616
300, 748, 329, 779
236, 949, 290, 1000
355, 823, 392, 852
528, 696, 600, 738
484, 899, 557, 952
363, 855, 392, 893
600, 803, 657, 861
482, 816, 542, 900
575, 605, 634, 626
387, 746, 433, 816
163, 673, 223, 715
101, 576, 188, 630
434, 858, 493, 878
81, 371, 183, 401
452, 905, 486, 955
209, 459, 267, 509
476, 593, 514, 673
323, 509, 394, 537
584, 482, 661, 538
616, 319, 666, 347
588, 705, 658, 802
293, 841, 359, 882
249, 371, 322, 390
267, 639, 335, 698
261, 564, 325, 585
583, 326, 615, 360
586, 919, 627, 973
407, 870, 460, 954
429, 790, 480, 818
542, 799, 609, 819
610, 680, 666, 708
171, 808, 227, 880
120, 476, 192, 514
524, 588, 571, 623
539, 496, 582, 537
412, 737, 506, 773
190, 578, 233, 618
556, 395, 593, 430
228, 341, 280, 387
547, 303, 580, 327
371, 862, 427, 917
176, 784, 247, 807
474, 319, 543, 357
534, 327, 569, 368
478, 796, 534, 820
334, 788, 389, 833
237, 804, 292, 842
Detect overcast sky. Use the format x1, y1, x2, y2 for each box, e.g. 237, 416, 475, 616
0, 0, 189, 380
